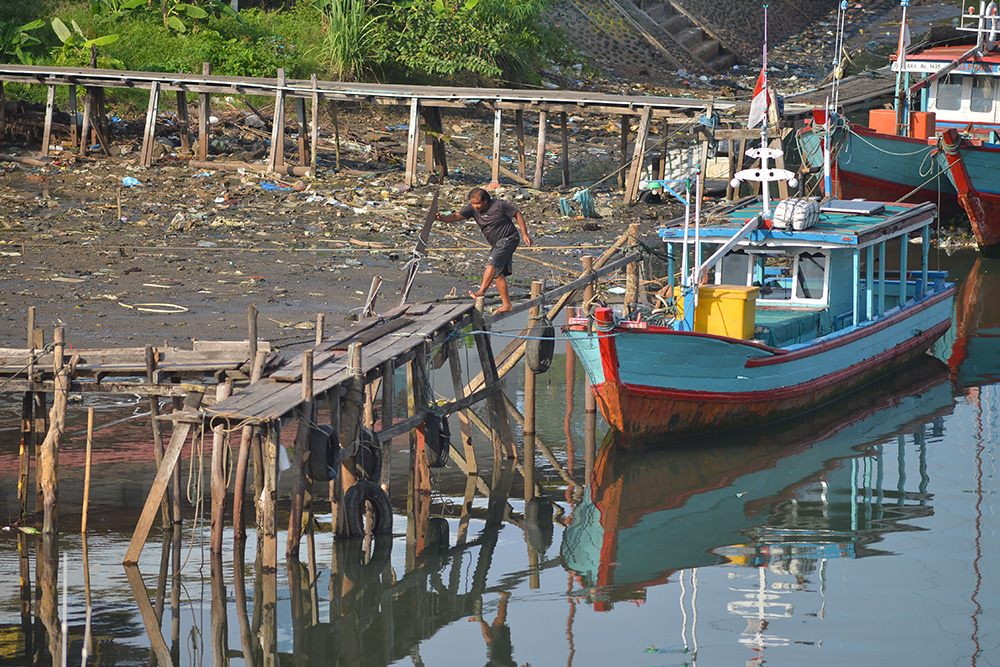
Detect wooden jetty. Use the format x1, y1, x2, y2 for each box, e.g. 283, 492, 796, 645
0, 226, 642, 580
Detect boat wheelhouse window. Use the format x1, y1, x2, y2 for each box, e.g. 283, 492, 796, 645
970, 76, 995, 114
720, 249, 750, 285
935, 74, 963, 111
795, 252, 826, 299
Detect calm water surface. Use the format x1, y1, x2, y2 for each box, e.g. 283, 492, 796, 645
1, 249, 998, 666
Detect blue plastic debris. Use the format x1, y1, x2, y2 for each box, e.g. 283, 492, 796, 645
122, 176, 141, 187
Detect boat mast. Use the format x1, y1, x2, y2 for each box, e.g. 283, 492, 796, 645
761, 4, 771, 217
893, 0, 910, 134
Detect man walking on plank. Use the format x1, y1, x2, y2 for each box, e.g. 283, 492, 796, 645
436, 187, 532, 313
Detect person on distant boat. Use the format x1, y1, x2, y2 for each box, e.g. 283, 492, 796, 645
436, 188, 532, 313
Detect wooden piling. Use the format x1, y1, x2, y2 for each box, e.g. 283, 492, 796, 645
310, 74, 319, 175
533, 110, 547, 189
233, 350, 266, 542
472, 299, 517, 460
515, 109, 526, 179
331, 100, 341, 170
336, 344, 363, 535
139, 81, 161, 167
40, 327, 68, 535
198, 62, 210, 162
247, 304, 258, 369
210, 380, 233, 554
124, 387, 205, 564
624, 223, 640, 306
176, 90, 190, 154
315, 313, 325, 346
379, 359, 394, 493
296, 97, 308, 167
490, 108, 502, 188
261, 421, 280, 571
560, 111, 570, 189
80, 90, 92, 157
41, 85, 55, 156
624, 106, 653, 205
287, 351, 314, 558
404, 98, 420, 189
146, 345, 171, 526
82, 407, 94, 534
268, 68, 287, 172
69, 85, 78, 149
582, 257, 597, 414
524, 281, 542, 436
446, 338, 477, 475
619, 113, 629, 190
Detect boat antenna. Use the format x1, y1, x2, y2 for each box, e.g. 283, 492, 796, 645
832, 0, 849, 111
760, 4, 770, 216
893, 0, 911, 134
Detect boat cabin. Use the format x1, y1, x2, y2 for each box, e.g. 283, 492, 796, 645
657, 200, 946, 348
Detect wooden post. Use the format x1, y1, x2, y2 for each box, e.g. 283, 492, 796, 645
210, 380, 233, 553
139, 81, 161, 167
379, 359, 394, 493
0, 82, 5, 141
624, 106, 653, 204
533, 110, 548, 189
331, 100, 341, 170
336, 344, 363, 535
82, 407, 94, 534
233, 350, 265, 542
624, 223, 640, 307
446, 338, 477, 475
176, 90, 190, 154
80, 89, 92, 157
658, 118, 669, 181
40, 328, 69, 535
698, 101, 714, 199
524, 281, 542, 436
261, 421, 280, 571
296, 97, 308, 167
560, 111, 570, 189
41, 85, 55, 156
515, 109, 526, 179
68, 85, 78, 150
198, 62, 210, 161
490, 108, 502, 188
247, 304, 258, 369
472, 299, 517, 460
310, 74, 319, 175
619, 113, 629, 190
124, 388, 205, 564
288, 351, 314, 558
269, 68, 287, 173
404, 98, 420, 188
146, 345, 171, 526
421, 106, 447, 179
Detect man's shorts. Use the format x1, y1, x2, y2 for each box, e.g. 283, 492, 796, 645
487, 236, 520, 277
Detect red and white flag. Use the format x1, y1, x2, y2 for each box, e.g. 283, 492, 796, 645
747, 68, 769, 128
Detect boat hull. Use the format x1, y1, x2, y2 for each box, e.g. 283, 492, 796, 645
565, 289, 955, 446
836, 125, 1000, 254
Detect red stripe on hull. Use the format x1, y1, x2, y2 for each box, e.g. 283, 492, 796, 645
592, 319, 951, 447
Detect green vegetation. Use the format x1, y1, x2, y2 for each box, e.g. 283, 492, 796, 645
0, 0, 570, 87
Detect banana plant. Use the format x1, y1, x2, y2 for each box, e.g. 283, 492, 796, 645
0, 19, 45, 65
160, 0, 238, 33
50, 18, 120, 65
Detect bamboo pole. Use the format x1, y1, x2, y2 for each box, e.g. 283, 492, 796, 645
560, 111, 570, 188
82, 407, 94, 534
198, 63, 210, 162
524, 281, 542, 436
310, 74, 319, 175
41, 85, 54, 156
490, 108, 502, 188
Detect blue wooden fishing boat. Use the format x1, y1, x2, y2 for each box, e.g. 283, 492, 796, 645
563, 194, 956, 446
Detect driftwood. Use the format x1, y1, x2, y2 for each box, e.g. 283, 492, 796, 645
0, 153, 52, 167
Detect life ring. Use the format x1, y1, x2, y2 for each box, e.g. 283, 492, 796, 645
525, 317, 555, 373
985, 1, 998, 51
343, 480, 393, 537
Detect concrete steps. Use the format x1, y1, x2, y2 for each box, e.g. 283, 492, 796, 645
629, 0, 739, 73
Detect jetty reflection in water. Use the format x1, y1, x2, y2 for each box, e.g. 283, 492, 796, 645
3, 250, 1000, 666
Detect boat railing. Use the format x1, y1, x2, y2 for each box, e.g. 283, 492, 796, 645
956, 0, 1000, 46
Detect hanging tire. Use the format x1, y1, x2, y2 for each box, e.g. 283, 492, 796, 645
308, 424, 339, 482
525, 318, 555, 374
423, 413, 451, 468
356, 427, 382, 482
525, 497, 554, 552
343, 480, 393, 538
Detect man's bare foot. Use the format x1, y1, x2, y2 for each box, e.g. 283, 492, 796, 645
468, 289, 486, 299
494, 305, 512, 313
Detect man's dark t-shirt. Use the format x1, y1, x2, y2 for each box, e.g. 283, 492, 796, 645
459, 199, 520, 246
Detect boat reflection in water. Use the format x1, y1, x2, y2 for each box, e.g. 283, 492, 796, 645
561, 356, 953, 611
